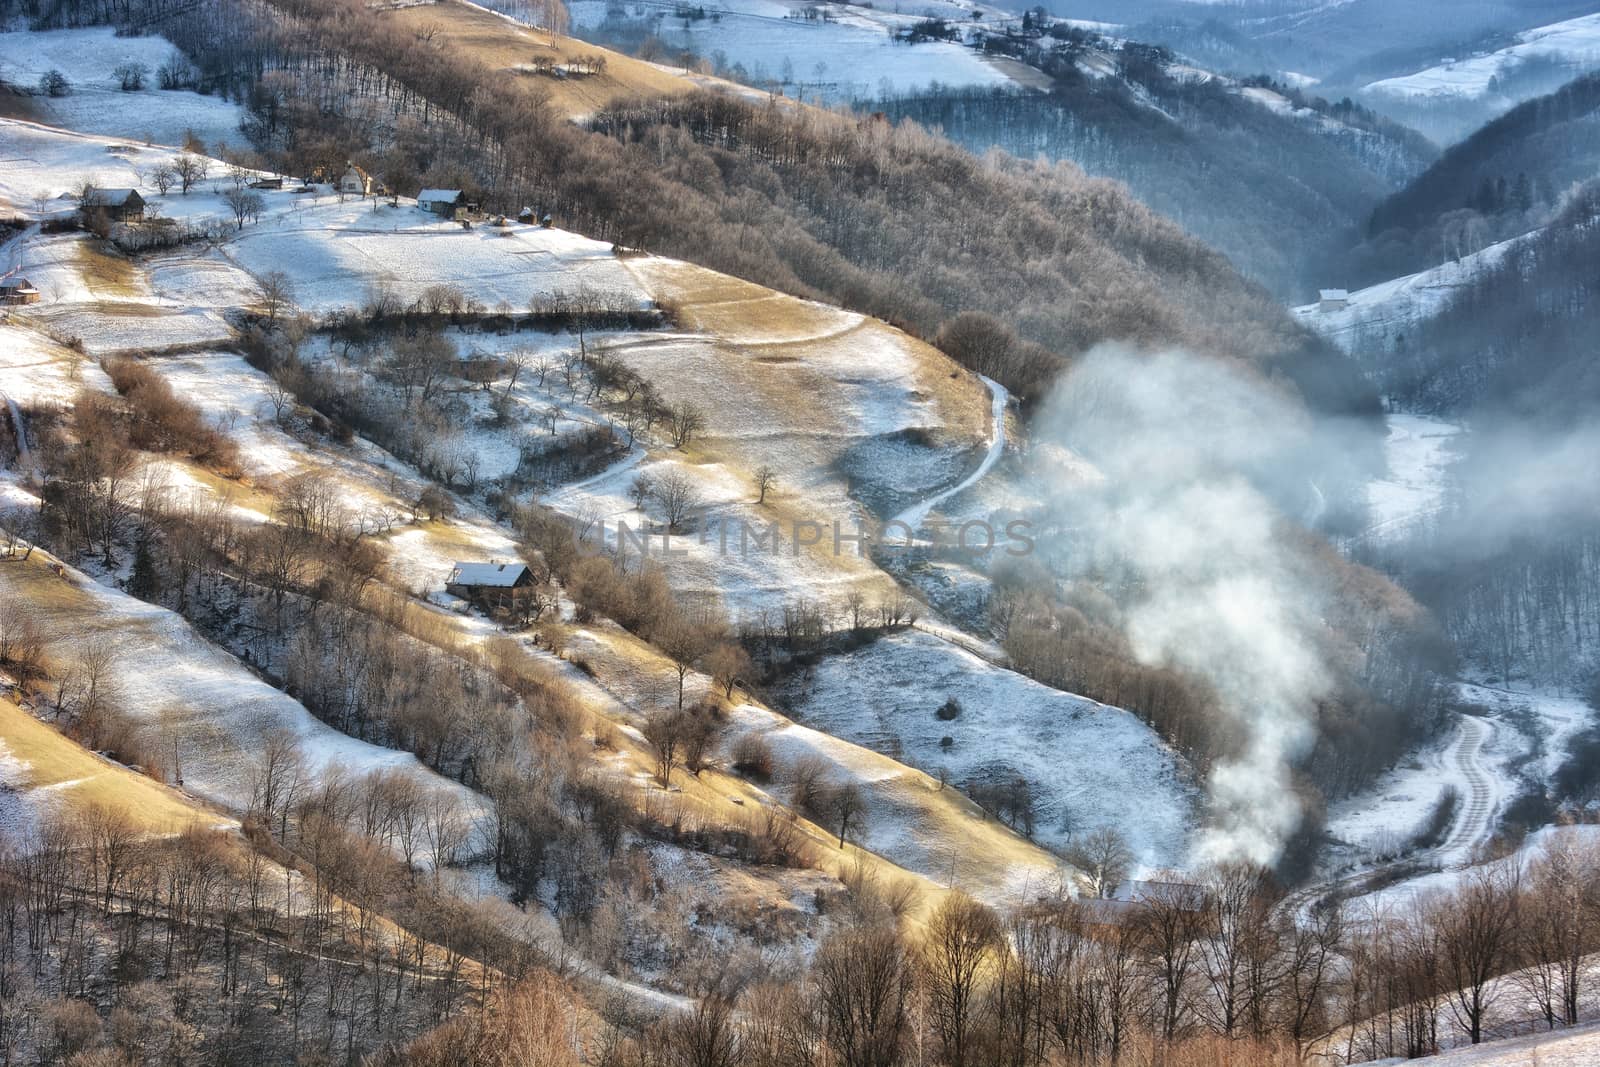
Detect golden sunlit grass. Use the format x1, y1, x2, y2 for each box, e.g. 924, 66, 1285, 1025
73, 242, 145, 298
381, 0, 718, 118
0, 695, 221, 835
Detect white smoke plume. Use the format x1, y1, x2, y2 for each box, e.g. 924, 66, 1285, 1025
1035, 346, 1343, 865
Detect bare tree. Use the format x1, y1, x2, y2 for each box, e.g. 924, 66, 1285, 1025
1437, 862, 1523, 1044
813, 925, 909, 1067
669, 402, 706, 448
703, 642, 751, 701
655, 615, 715, 710
1066, 826, 1133, 899
642, 709, 686, 786
257, 270, 295, 326
823, 782, 865, 848
172, 153, 208, 194
921, 891, 1001, 1067
753, 464, 776, 504
654, 468, 703, 533
223, 188, 264, 231
150, 161, 178, 195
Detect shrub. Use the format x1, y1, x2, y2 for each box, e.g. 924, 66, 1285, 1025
935, 697, 962, 721
731, 733, 776, 780
102, 358, 241, 473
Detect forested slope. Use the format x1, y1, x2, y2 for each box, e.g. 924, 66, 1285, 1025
32, 0, 1371, 415
872, 51, 1435, 302
1352, 71, 1600, 285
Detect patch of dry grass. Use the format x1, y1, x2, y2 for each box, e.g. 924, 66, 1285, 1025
72, 243, 145, 298
381, 0, 714, 118
0, 694, 224, 835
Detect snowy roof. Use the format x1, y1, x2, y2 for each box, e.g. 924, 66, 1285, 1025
1319, 288, 1350, 301
0, 277, 35, 291
447, 561, 529, 588
83, 187, 141, 206
418, 189, 463, 204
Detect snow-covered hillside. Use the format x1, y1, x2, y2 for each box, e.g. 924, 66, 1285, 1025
785, 629, 1195, 867
563, 0, 1014, 101
1363, 13, 1600, 103
0, 27, 244, 148
1293, 230, 1533, 355
1352, 1023, 1600, 1067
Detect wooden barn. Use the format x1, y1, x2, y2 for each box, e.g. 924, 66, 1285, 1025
0, 277, 40, 305
81, 187, 145, 222
418, 188, 465, 219
445, 561, 533, 609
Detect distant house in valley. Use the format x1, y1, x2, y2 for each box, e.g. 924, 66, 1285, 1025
339, 163, 373, 197
1318, 288, 1350, 312
418, 188, 465, 219
0, 277, 41, 305
80, 187, 145, 222
445, 561, 533, 609
248, 176, 284, 191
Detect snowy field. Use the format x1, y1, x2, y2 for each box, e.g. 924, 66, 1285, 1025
783, 628, 1195, 866
1349, 1023, 1600, 1067
221, 205, 652, 314
567, 0, 1013, 100
0, 551, 489, 839
0, 28, 245, 149
1294, 231, 1534, 356
1363, 413, 1462, 544
1363, 13, 1600, 102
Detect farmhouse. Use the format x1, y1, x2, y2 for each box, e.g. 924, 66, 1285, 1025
248, 176, 284, 191
1318, 288, 1350, 312
418, 188, 465, 218
80, 187, 145, 222
0, 277, 41, 305
445, 560, 533, 609
339, 163, 373, 197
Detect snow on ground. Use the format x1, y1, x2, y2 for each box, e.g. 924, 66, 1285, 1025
1459, 680, 1594, 784
566, 0, 1012, 101
783, 628, 1194, 867
0, 320, 113, 406
1363, 13, 1600, 101
0, 28, 245, 148
1350, 1022, 1600, 1067
726, 700, 1063, 902
1324, 709, 1505, 868
1330, 683, 1591, 912
0, 551, 489, 842
893, 374, 1005, 533
221, 203, 651, 315
29, 302, 234, 356
1294, 231, 1534, 355
150, 352, 308, 476
1363, 412, 1462, 544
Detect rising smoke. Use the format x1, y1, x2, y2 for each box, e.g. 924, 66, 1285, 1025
1035, 346, 1348, 865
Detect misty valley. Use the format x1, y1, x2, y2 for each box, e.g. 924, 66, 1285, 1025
0, 0, 1598, 1065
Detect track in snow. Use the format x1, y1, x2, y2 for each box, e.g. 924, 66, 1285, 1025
1284, 710, 1502, 920
1440, 714, 1498, 865
892, 374, 1008, 534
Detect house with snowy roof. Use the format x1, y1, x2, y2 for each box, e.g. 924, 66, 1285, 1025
446, 561, 533, 609
339, 163, 373, 197
1318, 288, 1350, 312
418, 189, 465, 219
80, 187, 145, 222
0, 277, 41, 305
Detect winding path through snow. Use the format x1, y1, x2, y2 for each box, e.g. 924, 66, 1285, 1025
1440, 714, 1499, 865
1285, 709, 1505, 920
892, 374, 1008, 533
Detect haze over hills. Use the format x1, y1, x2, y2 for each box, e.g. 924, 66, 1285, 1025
0, 0, 1597, 1064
